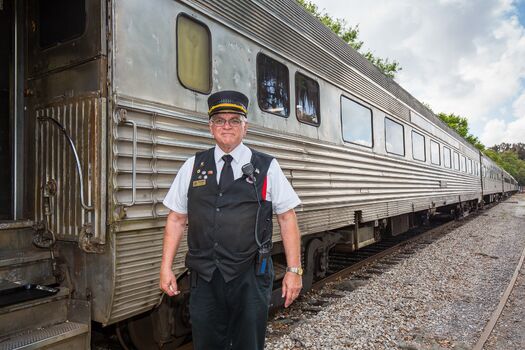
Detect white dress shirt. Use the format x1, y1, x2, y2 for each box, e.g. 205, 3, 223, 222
163, 143, 301, 215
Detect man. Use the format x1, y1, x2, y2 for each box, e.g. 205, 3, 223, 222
159, 90, 302, 350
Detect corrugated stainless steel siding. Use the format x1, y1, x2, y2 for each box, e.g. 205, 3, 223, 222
181, 0, 409, 121
35, 97, 106, 243
181, 0, 476, 152
106, 100, 482, 323
110, 228, 188, 321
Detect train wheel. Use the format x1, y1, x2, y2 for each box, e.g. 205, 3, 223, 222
302, 238, 324, 291
116, 294, 191, 350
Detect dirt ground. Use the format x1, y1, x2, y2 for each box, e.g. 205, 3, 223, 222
484, 193, 525, 350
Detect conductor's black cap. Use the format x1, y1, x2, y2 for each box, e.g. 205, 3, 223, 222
207, 90, 249, 118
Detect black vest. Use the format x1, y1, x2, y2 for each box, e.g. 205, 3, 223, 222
186, 147, 274, 282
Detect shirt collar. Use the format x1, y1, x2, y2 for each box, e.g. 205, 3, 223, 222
214, 143, 247, 165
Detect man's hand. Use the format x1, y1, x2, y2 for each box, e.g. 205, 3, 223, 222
160, 268, 180, 296
281, 271, 302, 307
277, 209, 302, 307
159, 211, 187, 296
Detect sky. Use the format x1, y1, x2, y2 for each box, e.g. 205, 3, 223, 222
310, 0, 525, 147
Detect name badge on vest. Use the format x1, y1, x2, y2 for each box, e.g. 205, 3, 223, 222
192, 179, 206, 187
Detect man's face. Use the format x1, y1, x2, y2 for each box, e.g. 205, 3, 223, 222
209, 113, 248, 151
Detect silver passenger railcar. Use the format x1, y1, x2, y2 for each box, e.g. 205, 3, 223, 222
0, 0, 517, 348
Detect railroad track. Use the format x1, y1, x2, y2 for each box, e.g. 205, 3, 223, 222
311, 215, 463, 291
177, 211, 483, 350
473, 241, 525, 350
108, 203, 510, 350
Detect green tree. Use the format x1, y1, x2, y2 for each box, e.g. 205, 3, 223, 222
437, 112, 485, 151
491, 143, 525, 161
297, 0, 402, 78
486, 144, 525, 185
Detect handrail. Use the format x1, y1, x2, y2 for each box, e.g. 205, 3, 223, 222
117, 109, 137, 207
38, 115, 93, 211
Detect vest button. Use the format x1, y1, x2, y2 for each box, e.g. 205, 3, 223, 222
214, 242, 219, 248
215, 259, 220, 264
219, 192, 223, 197
216, 208, 220, 212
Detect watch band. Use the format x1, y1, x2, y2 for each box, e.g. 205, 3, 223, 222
286, 266, 303, 276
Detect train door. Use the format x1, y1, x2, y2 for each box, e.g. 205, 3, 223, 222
0, 0, 28, 221
0, 1, 13, 220
27, 0, 108, 249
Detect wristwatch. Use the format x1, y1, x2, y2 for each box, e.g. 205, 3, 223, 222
286, 266, 304, 276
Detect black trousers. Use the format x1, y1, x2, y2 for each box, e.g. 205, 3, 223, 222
189, 261, 274, 350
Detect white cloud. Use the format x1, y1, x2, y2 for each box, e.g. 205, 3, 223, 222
311, 0, 525, 146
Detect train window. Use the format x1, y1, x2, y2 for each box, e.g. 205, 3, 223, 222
38, 0, 86, 48
453, 152, 460, 170
443, 147, 451, 168
385, 117, 405, 156
257, 54, 290, 117
468, 159, 473, 174
430, 140, 440, 165
295, 72, 320, 126
341, 96, 373, 147
177, 14, 211, 94
461, 155, 466, 172
411, 131, 425, 161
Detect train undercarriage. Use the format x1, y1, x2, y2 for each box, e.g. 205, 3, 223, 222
114, 199, 483, 349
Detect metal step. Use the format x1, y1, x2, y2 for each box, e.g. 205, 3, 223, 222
0, 283, 59, 308
0, 288, 69, 337
0, 224, 55, 288
0, 224, 34, 251
0, 251, 51, 268
0, 321, 89, 350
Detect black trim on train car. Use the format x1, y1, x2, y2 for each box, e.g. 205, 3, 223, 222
295, 71, 321, 127
256, 52, 290, 118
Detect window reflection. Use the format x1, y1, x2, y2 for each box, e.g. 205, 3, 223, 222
341, 96, 373, 147
385, 117, 404, 156
295, 72, 320, 126
444, 147, 451, 168
257, 54, 290, 117
431, 140, 440, 165
412, 131, 425, 161
453, 152, 460, 170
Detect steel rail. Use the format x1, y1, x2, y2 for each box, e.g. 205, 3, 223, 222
312, 218, 461, 291
473, 243, 525, 350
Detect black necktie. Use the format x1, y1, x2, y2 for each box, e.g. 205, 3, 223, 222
219, 155, 234, 190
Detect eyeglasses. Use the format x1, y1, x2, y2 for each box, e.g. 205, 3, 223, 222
210, 117, 245, 127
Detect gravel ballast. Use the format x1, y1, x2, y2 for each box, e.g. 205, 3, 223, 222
266, 194, 525, 350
